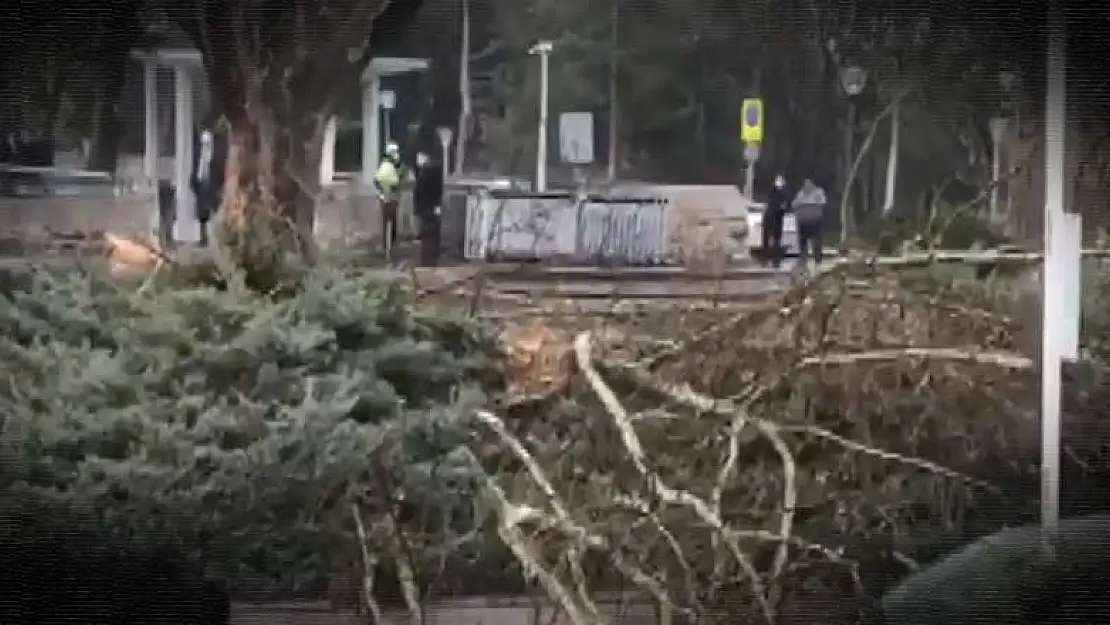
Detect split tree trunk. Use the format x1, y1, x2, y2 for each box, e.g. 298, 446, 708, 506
217, 94, 327, 288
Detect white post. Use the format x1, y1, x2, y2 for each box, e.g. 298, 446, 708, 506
1041, 0, 1071, 545
143, 60, 160, 234
172, 64, 199, 243
361, 72, 381, 189
531, 41, 553, 192
881, 102, 900, 215
320, 116, 337, 187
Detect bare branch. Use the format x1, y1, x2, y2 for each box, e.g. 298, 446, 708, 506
474, 410, 685, 623
800, 347, 1032, 369
350, 503, 386, 625
573, 332, 774, 623
611, 356, 1000, 494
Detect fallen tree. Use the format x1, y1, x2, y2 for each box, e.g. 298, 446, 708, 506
473, 261, 1110, 625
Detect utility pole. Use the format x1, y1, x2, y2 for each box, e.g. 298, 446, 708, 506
530, 40, 553, 192
455, 0, 472, 175
606, 0, 619, 182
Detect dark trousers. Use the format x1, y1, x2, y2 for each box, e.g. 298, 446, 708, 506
761, 210, 785, 268
194, 185, 221, 247
381, 199, 399, 254
797, 220, 824, 265
158, 181, 176, 248
417, 211, 442, 267
196, 197, 220, 247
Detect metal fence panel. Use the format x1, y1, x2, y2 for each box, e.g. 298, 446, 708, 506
576, 199, 668, 265
464, 193, 670, 264
464, 193, 579, 261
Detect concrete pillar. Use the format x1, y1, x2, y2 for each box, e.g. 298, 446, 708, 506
172, 64, 199, 243
361, 72, 381, 189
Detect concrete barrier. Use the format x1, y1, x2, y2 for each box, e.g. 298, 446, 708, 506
0, 182, 416, 251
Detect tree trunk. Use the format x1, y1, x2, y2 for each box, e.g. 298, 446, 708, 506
217, 97, 326, 287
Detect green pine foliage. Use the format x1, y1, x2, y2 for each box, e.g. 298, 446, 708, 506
0, 262, 490, 591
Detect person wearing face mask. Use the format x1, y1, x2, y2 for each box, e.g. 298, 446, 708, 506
763, 174, 790, 268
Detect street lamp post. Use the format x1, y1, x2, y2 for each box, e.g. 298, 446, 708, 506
529, 40, 554, 192
838, 64, 869, 240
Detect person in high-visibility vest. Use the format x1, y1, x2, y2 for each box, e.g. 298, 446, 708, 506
374, 141, 403, 257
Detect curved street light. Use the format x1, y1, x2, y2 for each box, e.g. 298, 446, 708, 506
838, 63, 868, 241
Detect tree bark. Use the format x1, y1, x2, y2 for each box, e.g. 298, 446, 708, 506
217, 93, 327, 286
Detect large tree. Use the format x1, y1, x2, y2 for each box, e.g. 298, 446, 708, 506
166, 0, 427, 279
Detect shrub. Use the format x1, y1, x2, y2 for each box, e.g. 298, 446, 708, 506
0, 261, 491, 594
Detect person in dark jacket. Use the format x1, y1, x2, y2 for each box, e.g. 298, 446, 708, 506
412, 151, 445, 267
762, 174, 790, 268
190, 123, 226, 247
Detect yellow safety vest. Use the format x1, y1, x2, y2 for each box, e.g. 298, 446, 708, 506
375, 160, 401, 201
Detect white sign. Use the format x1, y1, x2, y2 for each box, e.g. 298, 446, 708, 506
380, 90, 396, 111
559, 112, 594, 165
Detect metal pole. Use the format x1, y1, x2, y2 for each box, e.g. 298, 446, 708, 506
606, 0, 619, 182
744, 156, 755, 199
537, 47, 550, 192
1041, 0, 1067, 545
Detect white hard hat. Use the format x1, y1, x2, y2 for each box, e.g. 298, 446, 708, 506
385, 141, 400, 156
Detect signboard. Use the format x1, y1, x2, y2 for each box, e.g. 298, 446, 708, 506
740, 98, 764, 144
559, 112, 594, 164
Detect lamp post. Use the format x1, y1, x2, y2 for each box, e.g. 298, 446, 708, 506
437, 126, 454, 174
839, 64, 869, 240
529, 40, 553, 192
